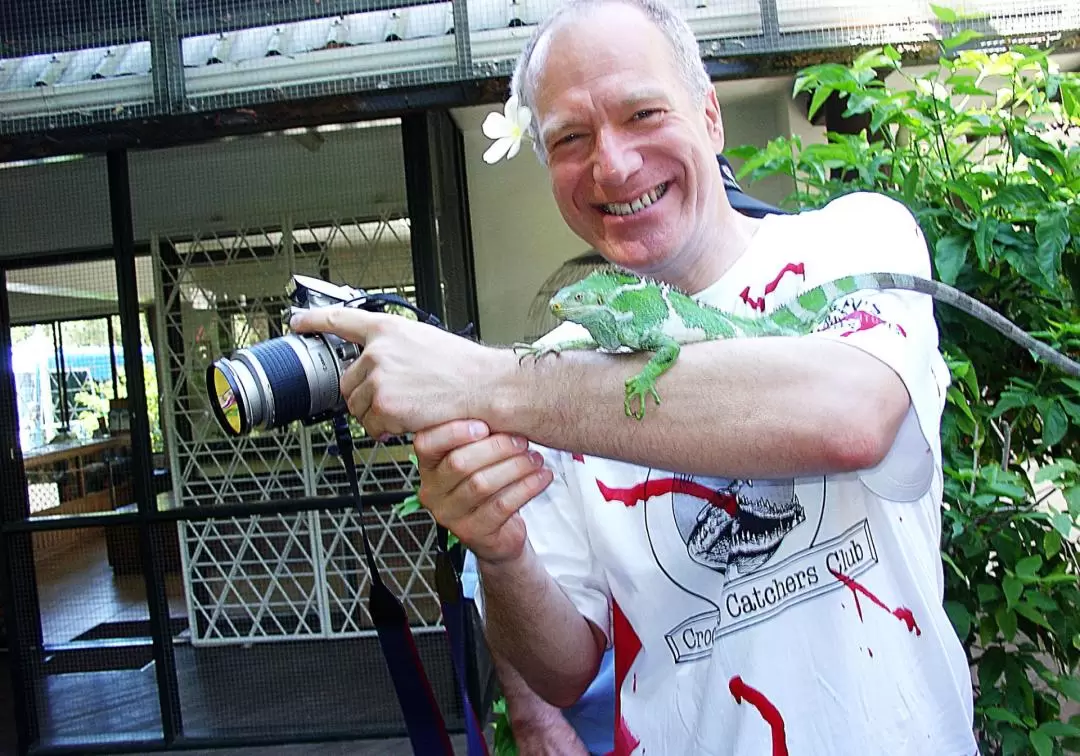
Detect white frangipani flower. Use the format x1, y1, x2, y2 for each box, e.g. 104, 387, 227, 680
481, 95, 532, 164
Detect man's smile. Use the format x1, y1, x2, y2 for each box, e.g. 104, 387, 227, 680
597, 182, 669, 216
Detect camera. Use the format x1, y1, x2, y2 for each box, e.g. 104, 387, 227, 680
206, 275, 371, 437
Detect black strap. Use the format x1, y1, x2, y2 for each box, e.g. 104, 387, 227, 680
435, 536, 490, 756
332, 412, 489, 753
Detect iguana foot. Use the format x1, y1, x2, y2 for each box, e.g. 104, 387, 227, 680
624, 375, 661, 420
512, 338, 598, 364
512, 342, 561, 363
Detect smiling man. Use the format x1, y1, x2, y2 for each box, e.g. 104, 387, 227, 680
291, 0, 978, 752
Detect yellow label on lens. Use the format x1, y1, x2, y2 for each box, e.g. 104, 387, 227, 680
213, 366, 242, 433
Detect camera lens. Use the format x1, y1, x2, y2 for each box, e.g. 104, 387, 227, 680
206, 333, 346, 436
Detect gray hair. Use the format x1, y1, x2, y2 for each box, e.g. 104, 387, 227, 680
509, 0, 711, 162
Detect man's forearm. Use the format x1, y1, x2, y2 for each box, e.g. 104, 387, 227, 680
479, 542, 603, 708
483, 336, 909, 478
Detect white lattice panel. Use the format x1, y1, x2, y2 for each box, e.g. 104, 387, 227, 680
154, 210, 441, 644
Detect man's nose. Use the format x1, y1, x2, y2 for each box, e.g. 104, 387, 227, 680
592, 130, 643, 186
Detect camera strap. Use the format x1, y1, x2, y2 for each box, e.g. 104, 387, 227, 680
332, 410, 489, 752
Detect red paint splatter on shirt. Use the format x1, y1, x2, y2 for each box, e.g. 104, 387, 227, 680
830, 568, 922, 636
604, 601, 642, 756
729, 675, 789, 756
572, 453, 585, 462
596, 477, 737, 514
739, 262, 806, 312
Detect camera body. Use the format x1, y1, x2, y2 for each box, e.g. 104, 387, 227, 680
207, 275, 370, 437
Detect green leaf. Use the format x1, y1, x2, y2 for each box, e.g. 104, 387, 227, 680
1036, 398, 1070, 447
1053, 675, 1080, 702
393, 492, 423, 518
1035, 205, 1070, 290
974, 216, 1000, 270
944, 600, 972, 639
1067, 487, 1080, 518
996, 605, 1018, 641
1052, 511, 1073, 539
808, 86, 834, 122
1062, 80, 1080, 121
1030, 730, 1053, 756
947, 386, 976, 423
1003, 575, 1024, 607
1034, 460, 1078, 483
984, 706, 1025, 726
942, 29, 984, 49
1063, 400, 1080, 425
1014, 601, 1052, 630
991, 388, 1034, 418
1037, 721, 1080, 738
987, 184, 1047, 209
1044, 529, 1062, 558
1015, 555, 1043, 579
930, 3, 959, 22
934, 233, 970, 285
978, 583, 1002, 603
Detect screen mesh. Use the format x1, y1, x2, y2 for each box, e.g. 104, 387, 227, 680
3, 0, 1076, 138
0, 122, 465, 748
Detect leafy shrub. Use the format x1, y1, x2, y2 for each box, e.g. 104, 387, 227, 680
730, 25, 1080, 756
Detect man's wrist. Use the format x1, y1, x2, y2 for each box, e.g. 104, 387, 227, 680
472, 346, 532, 433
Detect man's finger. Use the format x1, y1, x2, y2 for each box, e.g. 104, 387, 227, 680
412, 420, 491, 470
339, 356, 370, 405
464, 467, 553, 539
289, 305, 382, 343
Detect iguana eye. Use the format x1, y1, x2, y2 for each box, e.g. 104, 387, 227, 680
574, 293, 584, 302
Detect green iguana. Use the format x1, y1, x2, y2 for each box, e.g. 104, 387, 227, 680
518, 269, 1080, 420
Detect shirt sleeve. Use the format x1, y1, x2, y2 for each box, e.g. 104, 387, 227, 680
460, 549, 479, 601
515, 445, 613, 644
804, 193, 951, 501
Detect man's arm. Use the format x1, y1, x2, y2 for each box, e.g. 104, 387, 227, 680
478, 540, 605, 708
289, 291, 908, 481
408, 422, 605, 706
483, 335, 910, 479
487, 647, 590, 755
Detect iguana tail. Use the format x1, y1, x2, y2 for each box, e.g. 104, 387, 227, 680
769, 272, 1080, 378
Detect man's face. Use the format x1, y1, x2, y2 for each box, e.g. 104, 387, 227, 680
531, 4, 726, 285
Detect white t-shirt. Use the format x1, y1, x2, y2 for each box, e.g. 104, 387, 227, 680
513, 193, 976, 755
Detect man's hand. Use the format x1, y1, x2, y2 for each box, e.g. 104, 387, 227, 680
411, 420, 552, 564
289, 306, 509, 438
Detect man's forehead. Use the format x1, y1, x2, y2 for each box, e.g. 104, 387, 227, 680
530, 3, 668, 84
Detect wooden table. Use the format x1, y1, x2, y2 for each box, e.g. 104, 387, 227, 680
22, 433, 132, 560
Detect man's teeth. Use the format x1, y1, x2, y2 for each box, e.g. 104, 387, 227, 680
602, 183, 668, 216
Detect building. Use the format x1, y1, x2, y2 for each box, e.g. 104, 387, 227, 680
1, 0, 1077, 753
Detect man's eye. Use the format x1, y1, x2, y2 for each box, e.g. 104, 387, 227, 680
554, 133, 580, 148
633, 109, 661, 121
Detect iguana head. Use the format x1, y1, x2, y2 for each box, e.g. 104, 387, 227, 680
549, 269, 641, 325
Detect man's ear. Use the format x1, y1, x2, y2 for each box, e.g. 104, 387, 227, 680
704, 88, 725, 152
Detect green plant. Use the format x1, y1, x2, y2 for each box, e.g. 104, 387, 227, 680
729, 23, 1080, 756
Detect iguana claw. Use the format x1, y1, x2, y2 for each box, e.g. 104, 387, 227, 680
624, 375, 661, 420
512, 342, 561, 363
